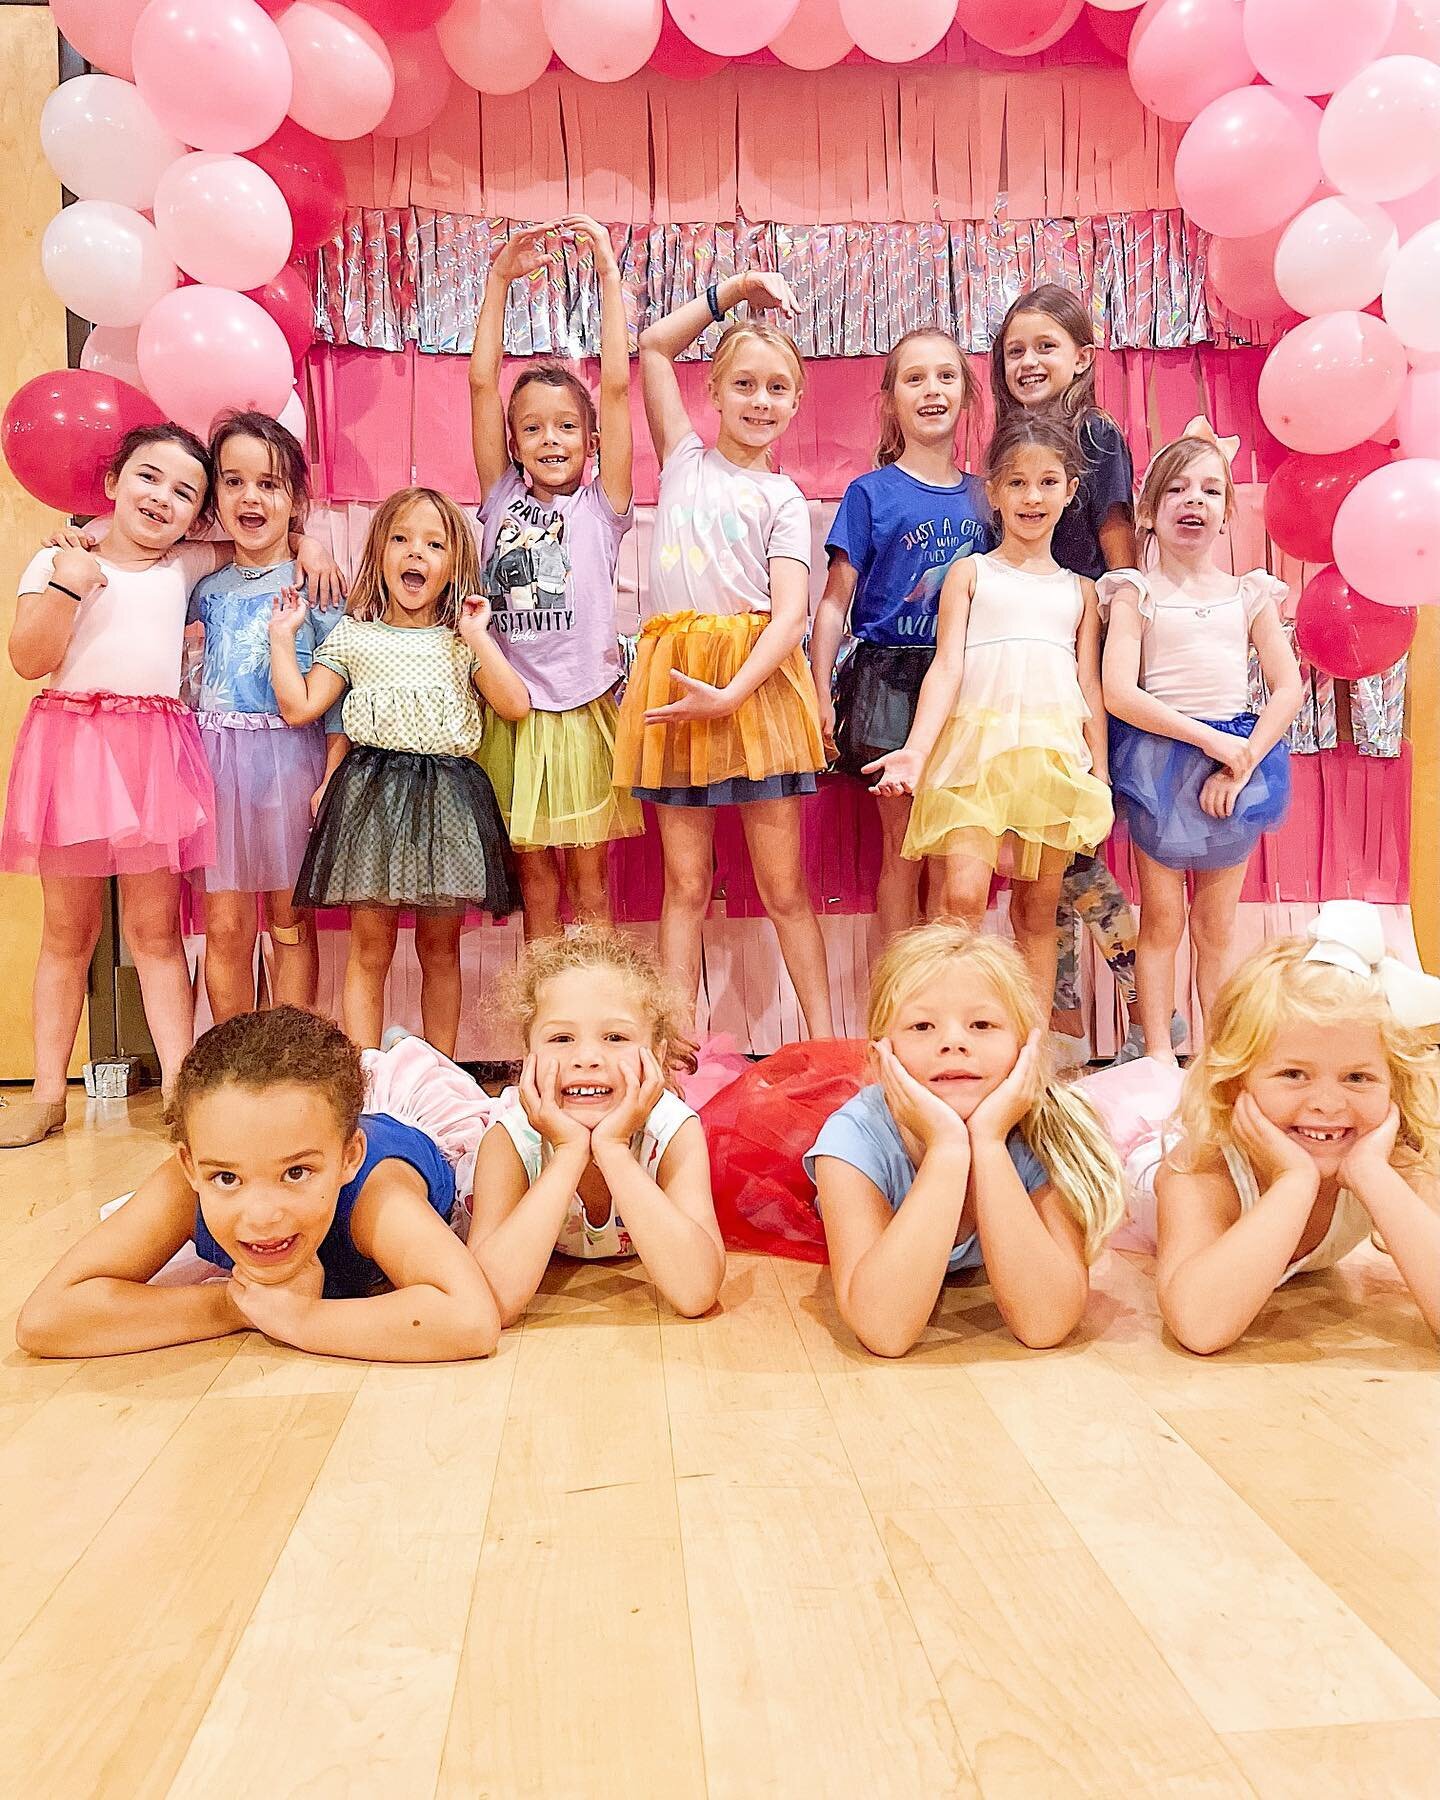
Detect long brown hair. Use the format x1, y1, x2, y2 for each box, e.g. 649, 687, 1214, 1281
209, 408, 311, 530
874, 328, 978, 468
347, 486, 481, 630
990, 283, 1101, 429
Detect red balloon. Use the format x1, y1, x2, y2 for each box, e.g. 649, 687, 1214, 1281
346, 0, 451, 29
245, 262, 316, 366
245, 119, 344, 256
2, 368, 164, 516
1294, 565, 1418, 680
650, 10, 730, 77
1263, 443, 1392, 564
1086, 4, 1138, 58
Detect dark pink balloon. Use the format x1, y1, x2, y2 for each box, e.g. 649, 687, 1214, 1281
245, 119, 345, 256
1264, 442, 1392, 563
1294, 564, 1417, 679
650, 8, 731, 76
244, 263, 316, 366
346, 0, 451, 30
1086, 4, 1138, 57
2, 368, 164, 516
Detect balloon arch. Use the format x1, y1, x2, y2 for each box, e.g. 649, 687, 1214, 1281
4, 0, 1440, 678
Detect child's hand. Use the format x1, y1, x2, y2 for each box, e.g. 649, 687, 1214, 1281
817, 693, 838, 762
294, 535, 346, 611
310, 775, 332, 821
269, 585, 309, 640
492, 224, 555, 286
227, 1258, 324, 1342
644, 672, 737, 725
1202, 729, 1253, 780
590, 1048, 666, 1155
564, 213, 620, 279
862, 744, 924, 797
875, 1037, 970, 1162
1339, 1105, 1402, 1189
1199, 768, 1245, 818
519, 1053, 592, 1154
1232, 1091, 1321, 1192
43, 522, 99, 553
740, 270, 799, 316
456, 594, 494, 654
966, 1030, 1044, 1146
50, 545, 106, 602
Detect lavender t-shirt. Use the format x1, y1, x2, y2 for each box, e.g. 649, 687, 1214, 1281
478, 466, 631, 712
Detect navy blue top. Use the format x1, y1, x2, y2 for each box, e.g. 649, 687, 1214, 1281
826, 464, 994, 648
193, 1111, 453, 1299
1049, 413, 1135, 582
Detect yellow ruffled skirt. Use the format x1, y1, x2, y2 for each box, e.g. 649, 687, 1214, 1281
613, 609, 826, 793
478, 691, 643, 850
904, 700, 1114, 880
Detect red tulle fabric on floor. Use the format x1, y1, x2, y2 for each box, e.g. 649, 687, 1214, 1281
700, 1038, 871, 1263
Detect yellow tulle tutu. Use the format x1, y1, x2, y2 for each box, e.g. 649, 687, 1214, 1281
478, 692, 642, 850
613, 609, 826, 792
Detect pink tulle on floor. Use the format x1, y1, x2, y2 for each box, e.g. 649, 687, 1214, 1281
0, 690, 215, 879
360, 1032, 500, 1207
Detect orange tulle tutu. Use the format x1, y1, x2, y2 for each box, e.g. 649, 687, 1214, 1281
613, 610, 826, 793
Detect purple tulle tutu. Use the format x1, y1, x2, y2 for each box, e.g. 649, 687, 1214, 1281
196, 712, 327, 895
0, 690, 214, 878
1109, 712, 1290, 872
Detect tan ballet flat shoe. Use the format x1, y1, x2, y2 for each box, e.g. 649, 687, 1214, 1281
0, 1099, 67, 1148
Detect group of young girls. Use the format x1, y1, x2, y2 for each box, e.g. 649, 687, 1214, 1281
4, 225, 1438, 1361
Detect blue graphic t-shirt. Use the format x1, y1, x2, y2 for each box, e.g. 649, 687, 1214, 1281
826, 464, 994, 648
187, 559, 343, 715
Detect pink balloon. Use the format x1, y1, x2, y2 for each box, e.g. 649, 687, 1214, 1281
1207, 223, 1289, 322
1384, 172, 1440, 240
1259, 311, 1409, 453
665, 0, 798, 56
840, 0, 954, 60
246, 120, 345, 255
346, 0, 452, 30
1275, 196, 1398, 316
1382, 220, 1440, 351
131, 0, 293, 153
3, 368, 166, 516
1386, 0, 1440, 58
543, 0, 662, 78
49, 0, 152, 81
374, 28, 454, 137
79, 325, 146, 392
42, 201, 179, 329
152, 151, 293, 289
1334, 457, 1440, 605
956, 0, 1084, 55
649, 9, 730, 75
1294, 565, 1417, 679
137, 285, 294, 437
438, 0, 553, 94
1320, 55, 1440, 200
1396, 367, 1440, 454
276, 2, 395, 140
1243, 0, 1397, 97
770, 0, 853, 67
1174, 89, 1322, 237
1264, 443, 1393, 561
244, 263, 315, 365
1127, 0, 1254, 124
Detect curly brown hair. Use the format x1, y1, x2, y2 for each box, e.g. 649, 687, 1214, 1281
166, 1006, 365, 1145
500, 926, 698, 1080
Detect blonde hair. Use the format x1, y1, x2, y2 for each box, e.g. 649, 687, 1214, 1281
708, 320, 806, 403
502, 925, 698, 1083
347, 486, 481, 630
868, 922, 1125, 1260
875, 329, 977, 468
1174, 937, 1440, 1174
1135, 435, 1235, 569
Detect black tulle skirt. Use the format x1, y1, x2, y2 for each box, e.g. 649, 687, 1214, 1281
293, 745, 517, 914
831, 640, 934, 779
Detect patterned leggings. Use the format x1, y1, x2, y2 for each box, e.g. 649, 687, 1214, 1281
1053, 852, 1138, 1014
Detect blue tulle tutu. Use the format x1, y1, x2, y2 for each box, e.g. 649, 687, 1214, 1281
1109, 713, 1290, 871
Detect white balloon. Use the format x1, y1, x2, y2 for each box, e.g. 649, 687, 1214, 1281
40, 74, 185, 211
152, 152, 293, 289
1089, 0, 1145, 8
277, 390, 308, 440
41, 200, 178, 327
1275, 196, 1399, 315
79, 324, 146, 390
1382, 219, 1440, 350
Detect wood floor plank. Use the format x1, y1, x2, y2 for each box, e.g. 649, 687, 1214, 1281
657, 1251, 824, 1416
1221, 1720, 1440, 1799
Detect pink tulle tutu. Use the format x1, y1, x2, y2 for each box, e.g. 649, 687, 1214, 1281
0, 690, 215, 879
360, 1032, 500, 1208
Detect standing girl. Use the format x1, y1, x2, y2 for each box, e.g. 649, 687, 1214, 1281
1102, 423, 1302, 1061
190, 411, 343, 1023
993, 282, 1153, 1058
809, 329, 993, 942
806, 922, 1124, 1355
469, 216, 642, 941
268, 487, 529, 1056
614, 273, 832, 1037
1146, 903, 1440, 1352
867, 414, 1113, 1006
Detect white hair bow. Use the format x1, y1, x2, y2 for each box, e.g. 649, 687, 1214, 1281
1303, 900, 1440, 1031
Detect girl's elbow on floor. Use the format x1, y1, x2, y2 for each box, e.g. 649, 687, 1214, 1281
15, 1295, 72, 1358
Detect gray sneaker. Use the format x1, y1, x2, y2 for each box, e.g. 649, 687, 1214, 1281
1112, 1014, 1187, 1066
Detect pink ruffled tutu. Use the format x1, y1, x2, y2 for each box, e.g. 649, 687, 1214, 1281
360, 1032, 500, 1210
196, 711, 326, 895
0, 690, 215, 879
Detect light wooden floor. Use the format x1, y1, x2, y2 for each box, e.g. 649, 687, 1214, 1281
1, 1093, 1437, 1800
